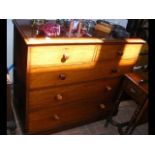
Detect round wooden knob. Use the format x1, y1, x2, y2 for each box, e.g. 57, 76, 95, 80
53, 114, 60, 120
61, 53, 69, 62
117, 50, 123, 55
139, 79, 146, 85
59, 73, 66, 80
111, 68, 117, 73
56, 94, 63, 101
106, 86, 112, 91
100, 104, 106, 109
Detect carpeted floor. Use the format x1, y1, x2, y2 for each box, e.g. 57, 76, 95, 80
8, 100, 148, 135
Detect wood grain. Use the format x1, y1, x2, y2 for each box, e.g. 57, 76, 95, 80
28, 59, 136, 89
96, 44, 143, 61
29, 45, 97, 67
13, 19, 146, 134
13, 26, 28, 131
28, 98, 111, 134
28, 78, 121, 110
124, 79, 147, 104
125, 73, 148, 94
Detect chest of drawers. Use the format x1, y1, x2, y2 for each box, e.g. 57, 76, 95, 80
13, 20, 146, 134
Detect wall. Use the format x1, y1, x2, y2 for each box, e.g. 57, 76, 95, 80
7, 19, 14, 80
104, 19, 128, 28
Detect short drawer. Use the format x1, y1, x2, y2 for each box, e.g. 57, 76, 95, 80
28, 45, 97, 67
28, 59, 136, 89
27, 98, 110, 134
28, 78, 121, 110
124, 80, 147, 104
95, 44, 142, 61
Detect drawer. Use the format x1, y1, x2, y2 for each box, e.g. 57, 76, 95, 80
124, 79, 147, 104
28, 78, 121, 110
27, 98, 110, 134
28, 59, 136, 89
28, 45, 97, 67
95, 44, 142, 61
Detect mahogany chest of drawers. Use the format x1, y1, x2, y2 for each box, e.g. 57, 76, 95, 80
13, 20, 146, 134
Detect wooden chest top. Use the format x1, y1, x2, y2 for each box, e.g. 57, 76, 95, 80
13, 20, 146, 45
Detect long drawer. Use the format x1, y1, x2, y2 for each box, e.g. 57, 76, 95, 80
95, 44, 142, 61
28, 45, 97, 67
28, 59, 137, 89
28, 78, 121, 110
27, 98, 110, 134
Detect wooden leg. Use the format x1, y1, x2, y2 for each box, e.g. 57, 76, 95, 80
124, 99, 148, 134
105, 88, 124, 127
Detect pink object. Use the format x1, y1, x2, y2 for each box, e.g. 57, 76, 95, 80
41, 23, 60, 37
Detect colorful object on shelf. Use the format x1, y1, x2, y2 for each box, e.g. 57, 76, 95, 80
41, 23, 60, 37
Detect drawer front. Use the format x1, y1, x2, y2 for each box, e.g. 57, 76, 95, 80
28, 59, 136, 89
27, 98, 110, 134
95, 44, 142, 61
28, 78, 120, 110
29, 45, 97, 67
124, 80, 147, 104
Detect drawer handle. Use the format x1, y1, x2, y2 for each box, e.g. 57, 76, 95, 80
56, 94, 63, 101
61, 53, 69, 63
106, 86, 112, 91
111, 68, 117, 73
100, 104, 106, 109
117, 50, 123, 56
139, 79, 147, 84
59, 73, 66, 80
130, 88, 136, 94
53, 114, 60, 121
